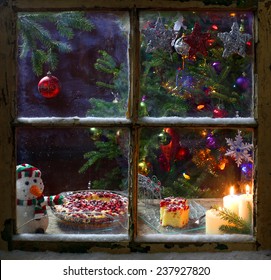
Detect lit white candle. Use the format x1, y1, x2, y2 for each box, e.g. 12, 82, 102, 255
239, 185, 253, 224
223, 186, 239, 215
205, 208, 230, 235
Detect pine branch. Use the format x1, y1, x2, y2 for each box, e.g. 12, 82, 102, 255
217, 66, 231, 84
93, 50, 128, 105
91, 167, 122, 190
46, 49, 59, 71
212, 205, 252, 234
19, 17, 53, 49
78, 151, 102, 174
95, 64, 116, 75
79, 131, 122, 174
87, 98, 126, 117
51, 41, 72, 53
219, 224, 250, 234
54, 12, 94, 39
78, 130, 127, 190
94, 51, 119, 77
18, 12, 93, 75
19, 34, 30, 59
31, 50, 48, 77
96, 81, 116, 90
96, 51, 117, 69
210, 91, 237, 103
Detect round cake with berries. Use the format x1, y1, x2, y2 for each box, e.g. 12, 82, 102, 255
52, 190, 128, 228
160, 197, 190, 228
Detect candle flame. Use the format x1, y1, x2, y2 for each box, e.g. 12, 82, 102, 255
246, 185, 250, 195
230, 186, 234, 196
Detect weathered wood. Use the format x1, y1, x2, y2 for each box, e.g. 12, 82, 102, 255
255, 0, 271, 250
1, 0, 271, 253
129, 8, 140, 240
0, 0, 16, 250
13, 0, 252, 11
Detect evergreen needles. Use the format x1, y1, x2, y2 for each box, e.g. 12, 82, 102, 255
18, 12, 94, 75
79, 132, 122, 174
212, 205, 252, 234
78, 131, 127, 190
88, 50, 128, 117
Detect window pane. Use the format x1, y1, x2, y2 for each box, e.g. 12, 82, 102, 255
138, 128, 253, 236
17, 12, 129, 118
16, 127, 129, 235
140, 11, 254, 118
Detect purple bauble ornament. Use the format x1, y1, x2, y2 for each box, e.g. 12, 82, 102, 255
212, 61, 222, 74
236, 76, 249, 91
206, 134, 216, 148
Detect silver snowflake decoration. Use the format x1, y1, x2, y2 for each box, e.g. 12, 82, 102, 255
217, 22, 252, 58
138, 174, 162, 201
225, 131, 253, 167
142, 17, 174, 53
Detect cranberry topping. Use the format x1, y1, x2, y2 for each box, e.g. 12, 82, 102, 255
160, 197, 189, 211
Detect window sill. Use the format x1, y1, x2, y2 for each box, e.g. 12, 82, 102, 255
12, 233, 129, 243
136, 234, 255, 243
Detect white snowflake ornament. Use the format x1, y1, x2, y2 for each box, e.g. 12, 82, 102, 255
225, 131, 253, 167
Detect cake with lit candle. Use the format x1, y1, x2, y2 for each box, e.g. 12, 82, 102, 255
160, 197, 190, 228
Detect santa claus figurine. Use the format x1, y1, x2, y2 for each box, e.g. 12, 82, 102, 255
16, 163, 63, 233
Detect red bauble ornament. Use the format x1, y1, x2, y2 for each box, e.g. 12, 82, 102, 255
38, 72, 61, 98
175, 147, 189, 161
213, 107, 228, 118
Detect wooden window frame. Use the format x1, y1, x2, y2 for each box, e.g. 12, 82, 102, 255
1, 0, 271, 253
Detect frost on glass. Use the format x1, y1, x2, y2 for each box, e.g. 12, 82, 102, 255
16, 127, 129, 235
17, 12, 129, 118
140, 11, 254, 118
138, 128, 254, 236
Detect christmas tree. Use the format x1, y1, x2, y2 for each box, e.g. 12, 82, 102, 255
79, 13, 253, 197
84, 11, 254, 198
17, 11, 254, 199
139, 12, 253, 118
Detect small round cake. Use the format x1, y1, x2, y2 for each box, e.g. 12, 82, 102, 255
160, 197, 190, 228
53, 190, 128, 228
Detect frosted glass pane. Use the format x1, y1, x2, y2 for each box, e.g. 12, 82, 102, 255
17, 12, 129, 118
16, 127, 129, 235
140, 11, 254, 118
138, 128, 254, 236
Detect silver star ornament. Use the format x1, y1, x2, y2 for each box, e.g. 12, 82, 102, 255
217, 22, 252, 58
142, 17, 174, 53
